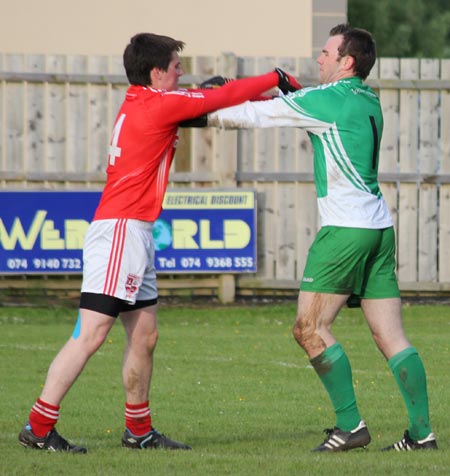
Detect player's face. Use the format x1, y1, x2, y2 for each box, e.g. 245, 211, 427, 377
152, 51, 184, 91
317, 35, 350, 84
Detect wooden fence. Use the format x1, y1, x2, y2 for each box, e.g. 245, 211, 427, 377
1, 53, 449, 302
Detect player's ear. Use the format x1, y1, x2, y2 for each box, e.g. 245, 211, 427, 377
150, 67, 163, 86
343, 55, 355, 72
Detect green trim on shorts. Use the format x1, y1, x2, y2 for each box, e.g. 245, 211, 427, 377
300, 226, 400, 299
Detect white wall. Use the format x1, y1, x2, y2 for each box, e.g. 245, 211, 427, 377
1, 0, 313, 57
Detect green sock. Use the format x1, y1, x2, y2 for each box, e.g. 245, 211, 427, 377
388, 347, 431, 440
310, 342, 361, 431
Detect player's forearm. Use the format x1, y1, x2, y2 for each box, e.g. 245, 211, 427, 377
203, 69, 300, 112
206, 72, 279, 110
175, 70, 300, 127
207, 98, 300, 129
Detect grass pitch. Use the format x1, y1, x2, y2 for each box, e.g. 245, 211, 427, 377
0, 302, 448, 475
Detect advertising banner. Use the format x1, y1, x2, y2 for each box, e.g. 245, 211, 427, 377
0, 190, 257, 274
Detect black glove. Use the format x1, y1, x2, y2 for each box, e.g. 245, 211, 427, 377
179, 76, 232, 128
199, 75, 232, 88
179, 115, 208, 128
274, 67, 302, 94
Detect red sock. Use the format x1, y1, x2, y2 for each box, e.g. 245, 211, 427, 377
28, 398, 60, 437
125, 401, 152, 436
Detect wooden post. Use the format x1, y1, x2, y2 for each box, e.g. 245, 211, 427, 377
398, 58, 419, 283
418, 59, 440, 282
215, 52, 238, 187
439, 59, 450, 282
215, 53, 239, 301
218, 274, 235, 304
378, 58, 400, 259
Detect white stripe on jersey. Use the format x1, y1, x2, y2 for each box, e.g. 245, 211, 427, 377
323, 124, 371, 194
149, 87, 205, 99
156, 148, 170, 205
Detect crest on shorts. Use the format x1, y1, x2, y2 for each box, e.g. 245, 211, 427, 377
125, 274, 141, 300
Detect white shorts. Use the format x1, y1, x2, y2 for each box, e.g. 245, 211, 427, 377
81, 219, 157, 304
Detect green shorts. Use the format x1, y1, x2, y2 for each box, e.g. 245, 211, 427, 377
300, 226, 400, 300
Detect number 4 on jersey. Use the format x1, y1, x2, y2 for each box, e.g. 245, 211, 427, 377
108, 113, 126, 166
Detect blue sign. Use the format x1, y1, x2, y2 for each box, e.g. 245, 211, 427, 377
0, 190, 257, 274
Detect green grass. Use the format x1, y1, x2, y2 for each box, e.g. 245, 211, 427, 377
0, 303, 449, 475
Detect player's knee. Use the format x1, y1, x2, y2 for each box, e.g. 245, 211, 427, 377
138, 327, 158, 355
147, 328, 159, 351
292, 317, 312, 349
127, 328, 158, 359
292, 321, 302, 344
80, 331, 109, 356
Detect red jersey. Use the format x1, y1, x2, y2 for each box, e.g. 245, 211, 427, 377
94, 72, 278, 221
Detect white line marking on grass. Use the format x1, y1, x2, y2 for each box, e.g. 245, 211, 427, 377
0, 344, 106, 355
271, 361, 306, 369
0, 343, 58, 351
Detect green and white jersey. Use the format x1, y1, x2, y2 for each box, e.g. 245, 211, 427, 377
208, 77, 393, 229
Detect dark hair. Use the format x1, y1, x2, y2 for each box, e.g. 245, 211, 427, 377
329, 23, 376, 80
123, 33, 185, 85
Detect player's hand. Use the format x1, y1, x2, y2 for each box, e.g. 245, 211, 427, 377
179, 115, 208, 128
199, 76, 233, 88
179, 76, 231, 127
274, 68, 302, 94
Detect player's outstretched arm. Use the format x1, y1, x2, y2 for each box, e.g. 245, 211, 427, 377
179, 70, 301, 128
179, 76, 229, 127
